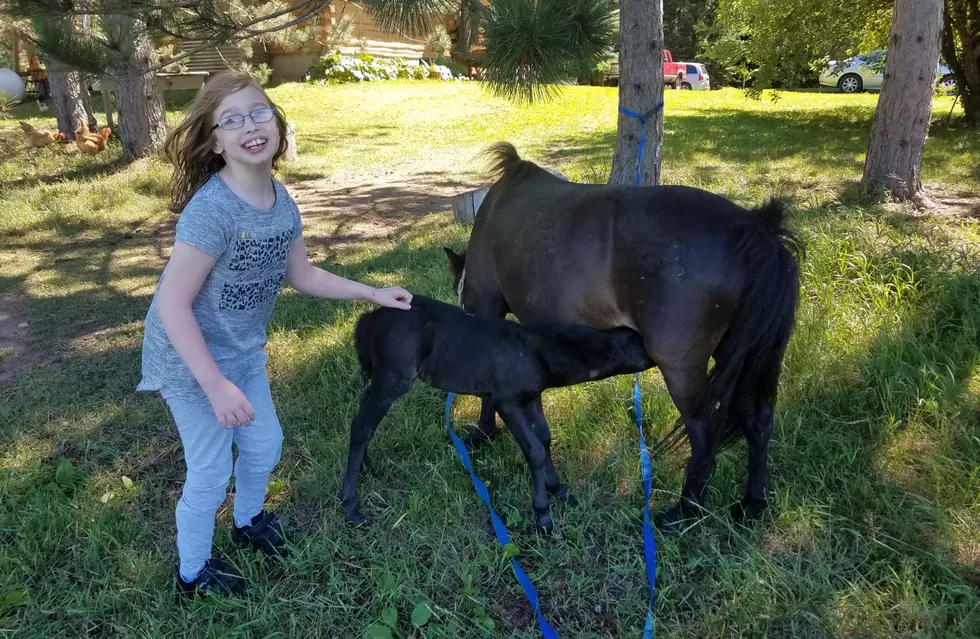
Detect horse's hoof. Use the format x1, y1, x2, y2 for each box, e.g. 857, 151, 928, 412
535, 516, 555, 536
464, 427, 499, 450
343, 508, 369, 528
549, 483, 570, 502
654, 505, 695, 536
345, 514, 369, 528
731, 499, 767, 524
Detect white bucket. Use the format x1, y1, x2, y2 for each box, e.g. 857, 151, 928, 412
452, 188, 488, 224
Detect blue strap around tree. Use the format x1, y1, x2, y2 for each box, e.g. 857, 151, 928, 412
619, 103, 664, 185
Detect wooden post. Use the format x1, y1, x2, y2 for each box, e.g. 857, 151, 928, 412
12, 31, 21, 73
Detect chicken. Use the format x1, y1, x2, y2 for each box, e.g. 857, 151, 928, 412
74, 122, 112, 155
19, 121, 65, 148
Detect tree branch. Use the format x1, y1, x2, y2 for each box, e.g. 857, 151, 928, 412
116, 1, 330, 77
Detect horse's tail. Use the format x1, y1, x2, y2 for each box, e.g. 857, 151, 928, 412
662, 199, 801, 452
482, 142, 525, 181
353, 309, 380, 383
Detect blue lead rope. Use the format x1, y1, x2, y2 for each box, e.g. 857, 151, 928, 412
446, 102, 661, 635
618, 103, 664, 185
444, 393, 559, 639
444, 379, 657, 638
634, 374, 657, 639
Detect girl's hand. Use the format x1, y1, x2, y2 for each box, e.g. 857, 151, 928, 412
203, 378, 256, 428
372, 287, 413, 310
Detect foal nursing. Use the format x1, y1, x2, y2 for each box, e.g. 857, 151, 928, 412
339, 295, 652, 532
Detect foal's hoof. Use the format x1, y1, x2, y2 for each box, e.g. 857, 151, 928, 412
654, 505, 697, 536
344, 511, 369, 528
463, 427, 500, 450
535, 516, 555, 536
549, 483, 571, 503
731, 499, 767, 525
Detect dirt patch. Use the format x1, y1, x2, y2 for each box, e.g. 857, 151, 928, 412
925, 188, 980, 220
0, 296, 60, 384
284, 169, 483, 253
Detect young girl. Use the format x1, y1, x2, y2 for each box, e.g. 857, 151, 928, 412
138, 70, 412, 598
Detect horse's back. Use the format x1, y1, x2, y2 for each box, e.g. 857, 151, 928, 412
469, 168, 750, 330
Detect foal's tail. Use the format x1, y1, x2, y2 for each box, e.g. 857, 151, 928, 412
664, 199, 801, 451
353, 310, 380, 383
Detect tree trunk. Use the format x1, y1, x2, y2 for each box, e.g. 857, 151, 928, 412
861, 0, 943, 202
79, 74, 98, 130
942, 0, 980, 125
108, 16, 166, 161
46, 67, 96, 141
609, 0, 665, 186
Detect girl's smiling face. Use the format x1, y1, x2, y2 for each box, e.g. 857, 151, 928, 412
211, 85, 281, 167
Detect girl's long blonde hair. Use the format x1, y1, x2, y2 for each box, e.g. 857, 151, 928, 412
165, 71, 289, 213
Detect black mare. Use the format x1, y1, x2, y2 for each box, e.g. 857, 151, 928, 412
443, 143, 801, 530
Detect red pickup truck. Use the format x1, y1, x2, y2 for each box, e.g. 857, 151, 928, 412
608, 49, 687, 88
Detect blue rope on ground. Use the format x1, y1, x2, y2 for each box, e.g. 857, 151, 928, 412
444, 393, 559, 639
633, 374, 657, 638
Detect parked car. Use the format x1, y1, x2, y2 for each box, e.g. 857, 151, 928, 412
679, 62, 710, 90
819, 51, 956, 94
607, 49, 690, 88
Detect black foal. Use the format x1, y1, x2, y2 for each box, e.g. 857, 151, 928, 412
340, 295, 653, 532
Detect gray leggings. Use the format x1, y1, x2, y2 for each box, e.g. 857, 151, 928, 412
163, 371, 283, 581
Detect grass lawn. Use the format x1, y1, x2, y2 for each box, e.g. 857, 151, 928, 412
1, 82, 978, 637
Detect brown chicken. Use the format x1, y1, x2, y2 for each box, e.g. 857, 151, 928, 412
74, 122, 112, 155
19, 121, 65, 148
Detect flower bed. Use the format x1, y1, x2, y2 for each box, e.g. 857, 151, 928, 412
306, 53, 466, 84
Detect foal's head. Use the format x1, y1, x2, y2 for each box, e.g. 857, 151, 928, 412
443, 247, 471, 310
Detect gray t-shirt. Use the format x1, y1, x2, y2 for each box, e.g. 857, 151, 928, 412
137, 173, 301, 401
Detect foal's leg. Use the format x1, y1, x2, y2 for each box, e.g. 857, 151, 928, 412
733, 399, 773, 524
468, 400, 500, 448
655, 362, 718, 533
495, 400, 554, 533
339, 375, 411, 526
466, 295, 510, 448
526, 396, 566, 501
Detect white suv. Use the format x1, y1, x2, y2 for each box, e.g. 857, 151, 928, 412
679, 63, 710, 90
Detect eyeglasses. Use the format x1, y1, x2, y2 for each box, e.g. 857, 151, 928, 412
211, 107, 276, 131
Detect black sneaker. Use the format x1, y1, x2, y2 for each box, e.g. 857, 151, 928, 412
176, 556, 248, 600
231, 510, 289, 558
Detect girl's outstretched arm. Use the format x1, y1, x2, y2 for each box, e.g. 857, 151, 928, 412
285, 236, 412, 309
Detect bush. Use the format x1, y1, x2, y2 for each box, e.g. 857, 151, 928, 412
577, 59, 612, 86
238, 62, 272, 86
306, 51, 465, 85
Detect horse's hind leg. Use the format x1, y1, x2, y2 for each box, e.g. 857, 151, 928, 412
339, 374, 411, 526
733, 398, 773, 523
526, 396, 566, 501
495, 399, 554, 534
654, 361, 719, 533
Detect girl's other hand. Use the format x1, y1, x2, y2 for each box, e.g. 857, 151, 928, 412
372, 287, 413, 310
203, 378, 256, 428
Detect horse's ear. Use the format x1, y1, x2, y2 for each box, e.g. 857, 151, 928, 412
443, 247, 465, 275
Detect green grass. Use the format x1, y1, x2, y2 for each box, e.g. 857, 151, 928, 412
1, 83, 978, 637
